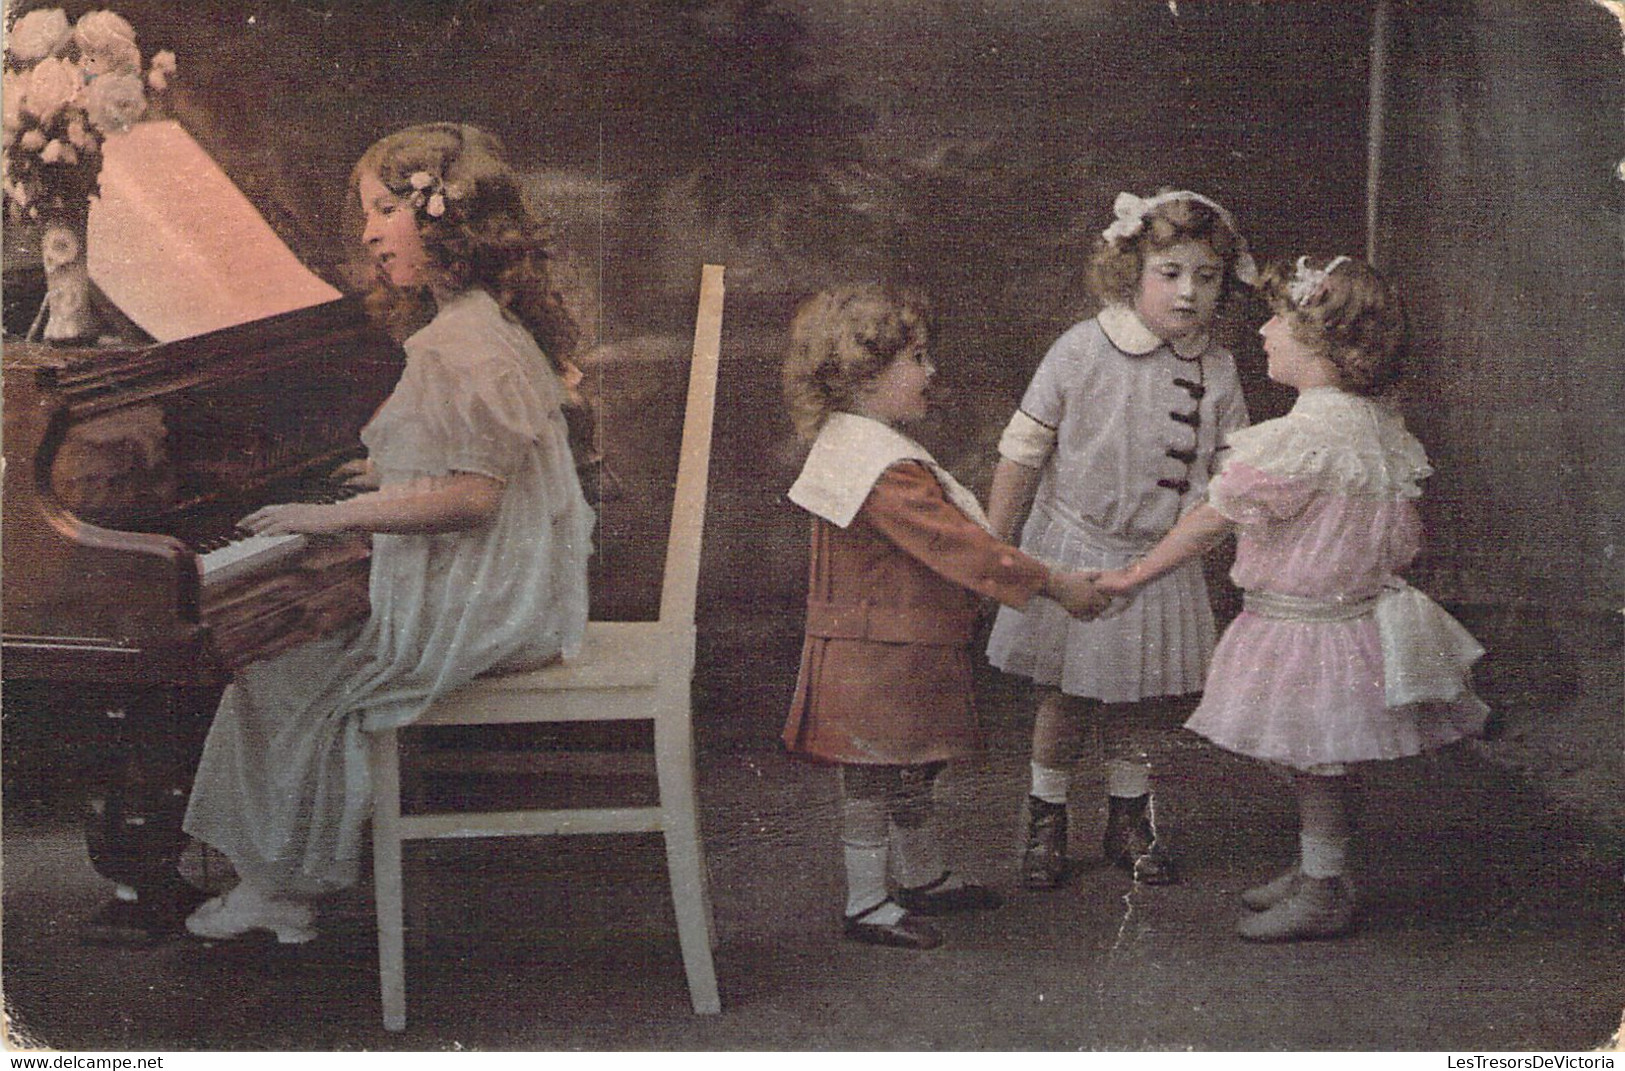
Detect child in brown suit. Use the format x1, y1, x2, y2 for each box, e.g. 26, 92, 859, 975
781, 284, 1107, 949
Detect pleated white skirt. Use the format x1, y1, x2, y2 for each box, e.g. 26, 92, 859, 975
986, 500, 1216, 703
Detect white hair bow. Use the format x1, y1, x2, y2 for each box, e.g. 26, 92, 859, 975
1286, 255, 1352, 306
1101, 189, 1259, 287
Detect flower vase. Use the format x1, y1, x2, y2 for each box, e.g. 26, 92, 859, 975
38, 206, 97, 344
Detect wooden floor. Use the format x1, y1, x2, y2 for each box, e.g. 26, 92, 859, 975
3, 666, 1621, 1052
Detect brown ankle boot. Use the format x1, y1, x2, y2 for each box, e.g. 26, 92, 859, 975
1021, 796, 1069, 890
1236, 875, 1356, 942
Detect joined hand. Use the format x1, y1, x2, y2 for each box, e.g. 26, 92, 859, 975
1047, 570, 1111, 620
1091, 567, 1140, 599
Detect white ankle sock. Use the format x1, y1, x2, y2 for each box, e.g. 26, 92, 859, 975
841, 791, 894, 918
1299, 832, 1348, 878
1105, 759, 1151, 799
1030, 762, 1071, 804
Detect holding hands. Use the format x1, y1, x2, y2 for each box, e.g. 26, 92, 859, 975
1090, 566, 1142, 599
1044, 569, 1112, 620
1089, 504, 1236, 603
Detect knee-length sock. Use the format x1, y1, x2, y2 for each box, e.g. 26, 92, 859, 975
840, 765, 904, 924
887, 762, 965, 890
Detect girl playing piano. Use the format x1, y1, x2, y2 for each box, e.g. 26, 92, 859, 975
181, 123, 594, 942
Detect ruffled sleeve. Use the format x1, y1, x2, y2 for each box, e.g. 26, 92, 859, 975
1209, 391, 1437, 526
1208, 405, 1343, 522
365, 341, 563, 482
1208, 461, 1319, 523
1211, 391, 1432, 502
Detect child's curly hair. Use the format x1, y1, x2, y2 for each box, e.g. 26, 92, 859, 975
783, 284, 931, 441
1262, 256, 1409, 397
352, 122, 579, 371
1086, 192, 1250, 311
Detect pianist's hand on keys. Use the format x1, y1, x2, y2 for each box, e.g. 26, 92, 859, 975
239, 501, 352, 537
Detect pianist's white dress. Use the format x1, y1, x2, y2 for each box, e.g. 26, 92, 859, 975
183, 287, 594, 897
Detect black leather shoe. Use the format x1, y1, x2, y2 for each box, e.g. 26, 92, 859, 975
843, 900, 942, 950
1021, 796, 1070, 890
1104, 794, 1180, 885
1131, 842, 1179, 885
895, 871, 1004, 915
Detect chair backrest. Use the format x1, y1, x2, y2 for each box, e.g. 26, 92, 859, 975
658, 264, 724, 628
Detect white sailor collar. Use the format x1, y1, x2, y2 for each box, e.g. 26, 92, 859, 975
787, 411, 992, 532
1098, 305, 1210, 360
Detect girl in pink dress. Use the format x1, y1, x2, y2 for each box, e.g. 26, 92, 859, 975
1094, 256, 1487, 942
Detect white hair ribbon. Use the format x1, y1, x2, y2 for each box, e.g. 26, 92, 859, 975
1287, 255, 1352, 306
1101, 189, 1258, 287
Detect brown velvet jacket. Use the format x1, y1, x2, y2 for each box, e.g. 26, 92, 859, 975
783, 461, 1049, 765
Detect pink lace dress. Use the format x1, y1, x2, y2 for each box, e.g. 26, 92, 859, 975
1184, 388, 1487, 770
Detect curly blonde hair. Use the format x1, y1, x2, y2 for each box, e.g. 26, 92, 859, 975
1262, 256, 1408, 397
1086, 192, 1250, 311
782, 284, 931, 441
352, 122, 578, 370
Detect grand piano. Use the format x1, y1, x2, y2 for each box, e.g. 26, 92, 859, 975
3, 297, 402, 683
2, 121, 407, 937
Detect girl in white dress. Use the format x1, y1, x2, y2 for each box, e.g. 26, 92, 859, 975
182, 123, 594, 942
987, 190, 1256, 889
1094, 256, 1486, 941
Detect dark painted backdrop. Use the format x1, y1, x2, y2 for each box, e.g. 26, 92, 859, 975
4, 0, 1620, 749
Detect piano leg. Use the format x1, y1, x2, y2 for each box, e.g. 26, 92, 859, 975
79, 684, 220, 944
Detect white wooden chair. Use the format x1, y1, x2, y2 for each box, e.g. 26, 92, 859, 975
369, 264, 725, 1031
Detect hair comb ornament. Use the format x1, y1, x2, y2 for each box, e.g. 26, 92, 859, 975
1101, 189, 1260, 286
1286, 255, 1352, 307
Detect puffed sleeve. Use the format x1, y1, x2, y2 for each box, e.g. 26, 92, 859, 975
860, 462, 1050, 609
1207, 462, 1318, 524
370, 345, 564, 481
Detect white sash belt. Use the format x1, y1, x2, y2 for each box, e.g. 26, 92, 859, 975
1242, 581, 1485, 707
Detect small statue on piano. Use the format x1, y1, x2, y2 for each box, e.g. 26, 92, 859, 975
169, 123, 596, 943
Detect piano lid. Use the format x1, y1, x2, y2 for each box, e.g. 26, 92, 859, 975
87, 120, 341, 343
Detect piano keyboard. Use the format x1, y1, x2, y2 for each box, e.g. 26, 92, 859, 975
194, 478, 365, 588
198, 532, 309, 588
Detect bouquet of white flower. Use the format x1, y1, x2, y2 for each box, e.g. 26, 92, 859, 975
3, 8, 176, 340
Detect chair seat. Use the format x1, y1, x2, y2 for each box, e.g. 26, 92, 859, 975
417, 621, 692, 727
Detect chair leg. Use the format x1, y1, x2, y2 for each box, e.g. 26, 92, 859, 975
399, 736, 432, 941
655, 710, 720, 1015
371, 728, 408, 1032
